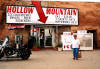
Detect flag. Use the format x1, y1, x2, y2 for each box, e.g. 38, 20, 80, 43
8, 24, 24, 30
32, 28, 40, 32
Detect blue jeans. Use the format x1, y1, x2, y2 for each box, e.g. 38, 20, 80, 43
72, 48, 79, 59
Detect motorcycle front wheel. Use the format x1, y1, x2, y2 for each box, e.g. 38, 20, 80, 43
20, 49, 31, 60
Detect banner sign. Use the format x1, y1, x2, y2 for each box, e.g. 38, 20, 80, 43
6, 6, 78, 25
31, 28, 40, 32
61, 32, 72, 50
8, 24, 24, 30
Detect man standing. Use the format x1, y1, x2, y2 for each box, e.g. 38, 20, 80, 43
40, 33, 44, 48
71, 34, 80, 60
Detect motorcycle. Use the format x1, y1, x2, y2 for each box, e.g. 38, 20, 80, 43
0, 36, 35, 60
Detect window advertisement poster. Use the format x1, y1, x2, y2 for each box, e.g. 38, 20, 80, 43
77, 33, 93, 50
62, 32, 93, 50
77, 30, 87, 34
61, 32, 72, 50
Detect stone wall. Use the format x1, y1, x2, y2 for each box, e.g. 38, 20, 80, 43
0, 1, 100, 48
0, 0, 31, 45
58, 26, 71, 43
42, 1, 100, 48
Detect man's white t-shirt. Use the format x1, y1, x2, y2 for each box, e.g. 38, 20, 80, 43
71, 39, 80, 48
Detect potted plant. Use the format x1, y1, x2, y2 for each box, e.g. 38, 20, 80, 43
56, 43, 62, 51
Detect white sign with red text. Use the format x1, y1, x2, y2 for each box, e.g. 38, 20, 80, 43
61, 32, 72, 50
6, 6, 78, 25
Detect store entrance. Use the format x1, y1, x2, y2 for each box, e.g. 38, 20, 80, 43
40, 28, 52, 48
87, 30, 97, 49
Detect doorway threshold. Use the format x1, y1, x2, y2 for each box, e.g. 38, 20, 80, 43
40, 46, 55, 50
44, 46, 52, 48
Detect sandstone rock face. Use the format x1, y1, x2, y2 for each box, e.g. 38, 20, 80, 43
41, 1, 100, 48
0, 0, 30, 45
0, 1, 100, 48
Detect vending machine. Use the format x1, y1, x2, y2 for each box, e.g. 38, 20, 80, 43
15, 35, 23, 48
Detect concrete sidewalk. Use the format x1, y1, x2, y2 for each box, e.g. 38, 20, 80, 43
0, 50, 100, 69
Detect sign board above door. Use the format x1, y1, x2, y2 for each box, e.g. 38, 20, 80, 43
6, 6, 78, 25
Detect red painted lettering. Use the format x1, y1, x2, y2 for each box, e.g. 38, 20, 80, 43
28, 7, 34, 14
20, 7, 23, 13
71, 9, 72, 15
24, 7, 27, 13
7, 6, 12, 13
73, 9, 76, 16
64, 9, 67, 15
46, 8, 51, 14
67, 9, 70, 15
55, 9, 58, 15
16, 7, 19, 13
12, 6, 16, 13
60, 9, 63, 15
52, 8, 55, 14
7, 6, 34, 14
46, 8, 77, 16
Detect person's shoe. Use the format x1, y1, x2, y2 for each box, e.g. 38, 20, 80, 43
73, 58, 75, 60
76, 58, 78, 60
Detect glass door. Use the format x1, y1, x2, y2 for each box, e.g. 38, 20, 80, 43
40, 29, 45, 48
44, 28, 52, 47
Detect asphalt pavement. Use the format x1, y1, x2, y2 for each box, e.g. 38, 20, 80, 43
0, 50, 100, 69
